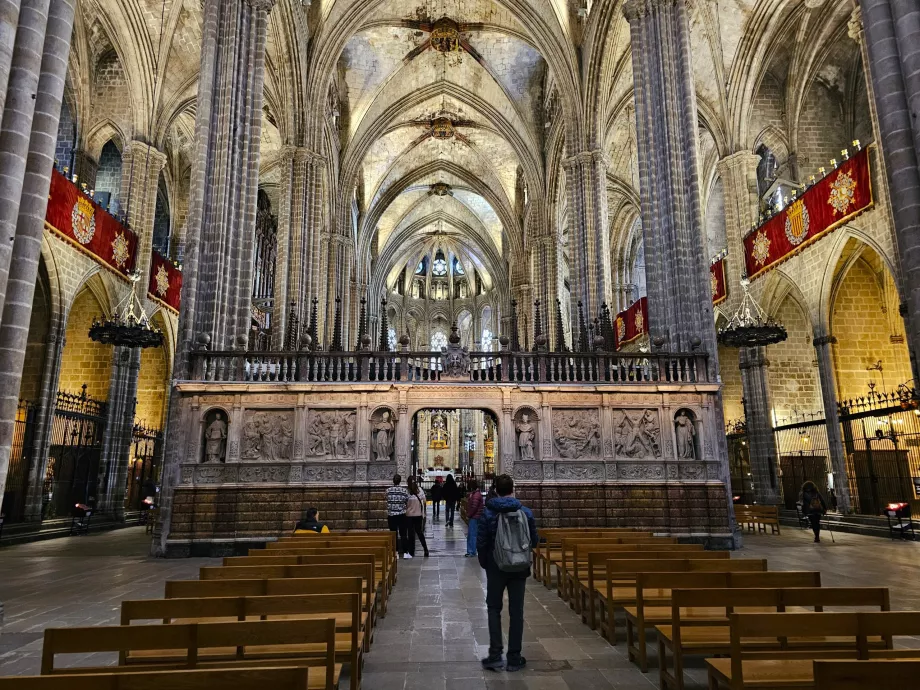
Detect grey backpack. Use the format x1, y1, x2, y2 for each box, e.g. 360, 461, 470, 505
492, 510, 532, 572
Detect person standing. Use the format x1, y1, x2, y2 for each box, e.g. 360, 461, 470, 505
443, 474, 460, 528
406, 477, 430, 558
477, 474, 538, 673
465, 479, 484, 557
386, 474, 410, 557
800, 480, 827, 543
430, 477, 444, 520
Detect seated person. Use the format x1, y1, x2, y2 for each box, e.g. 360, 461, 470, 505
294, 507, 330, 534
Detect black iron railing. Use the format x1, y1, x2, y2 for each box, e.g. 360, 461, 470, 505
188, 349, 710, 385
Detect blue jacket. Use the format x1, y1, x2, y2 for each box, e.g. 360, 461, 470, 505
477, 495, 538, 574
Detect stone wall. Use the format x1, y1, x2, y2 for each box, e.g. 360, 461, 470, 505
58, 287, 112, 400
166, 485, 389, 557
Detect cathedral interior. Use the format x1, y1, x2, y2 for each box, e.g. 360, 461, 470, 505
3, 0, 920, 686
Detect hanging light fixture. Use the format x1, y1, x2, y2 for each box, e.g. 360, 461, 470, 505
89, 270, 163, 349
717, 277, 787, 348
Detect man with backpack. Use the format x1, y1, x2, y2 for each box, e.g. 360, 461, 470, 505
476, 474, 538, 672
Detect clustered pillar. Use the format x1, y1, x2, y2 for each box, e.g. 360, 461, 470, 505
0, 0, 76, 617
156, 0, 275, 556
859, 0, 920, 381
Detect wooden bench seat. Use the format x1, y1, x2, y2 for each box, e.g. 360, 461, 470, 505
534, 529, 645, 585
40, 619, 340, 690
0, 666, 328, 690
734, 505, 781, 535
260, 542, 396, 591
623, 571, 822, 670
704, 610, 920, 690
813, 659, 920, 688
120, 592, 364, 690
598, 559, 768, 645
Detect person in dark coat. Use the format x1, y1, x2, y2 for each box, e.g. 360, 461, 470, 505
800, 481, 827, 542
477, 474, 538, 673
430, 477, 444, 520
443, 474, 460, 527
294, 507, 330, 534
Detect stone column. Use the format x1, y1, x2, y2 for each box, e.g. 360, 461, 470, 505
624, 0, 715, 357
738, 347, 781, 504
0, 0, 75, 524
625, 0, 735, 539
120, 141, 167, 281
155, 0, 275, 556
716, 152, 760, 307
860, 0, 920, 380
270, 145, 294, 349
0, 1, 22, 118
562, 151, 611, 323
813, 333, 852, 513
0, 0, 50, 314
179, 0, 275, 360
96, 346, 140, 519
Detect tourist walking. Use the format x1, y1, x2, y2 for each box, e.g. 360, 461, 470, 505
477, 474, 538, 672
800, 480, 827, 543
293, 507, 330, 534
443, 474, 460, 527
465, 479, 484, 557
430, 477, 444, 519
406, 477, 430, 558
386, 474, 410, 557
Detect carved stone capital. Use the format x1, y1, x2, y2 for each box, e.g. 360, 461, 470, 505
247, 0, 276, 13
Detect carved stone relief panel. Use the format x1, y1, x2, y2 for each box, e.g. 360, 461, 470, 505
239, 465, 290, 483
305, 409, 356, 459
554, 463, 604, 481
241, 410, 295, 462
513, 463, 542, 481
552, 408, 601, 459
618, 462, 665, 480
542, 462, 555, 480
355, 463, 368, 482
368, 463, 398, 481
678, 463, 705, 480
303, 465, 356, 483
613, 409, 662, 459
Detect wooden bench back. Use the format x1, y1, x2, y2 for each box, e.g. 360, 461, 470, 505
0, 667, 315, 690
166, 575, 364, 599
224, 548, 386, 568
41, 618, 338, 689
200, 561, 375, 586
813, 660, 920, 688
635, 570, 821, 597
606, 558, 767, 579
268, 536, 396, 565
588, 549, 727, 578
672, 587, 890, 613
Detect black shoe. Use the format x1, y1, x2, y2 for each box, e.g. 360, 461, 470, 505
481, 654, 504, 671
505, 656, 526, 672
814, 537, 820, 543
424, 550, 430, 558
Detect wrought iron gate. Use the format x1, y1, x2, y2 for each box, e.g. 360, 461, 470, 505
1, 400, 37, 522
125, 423, 163, 511
44, 385, 107, 519
839, 386, 920, 516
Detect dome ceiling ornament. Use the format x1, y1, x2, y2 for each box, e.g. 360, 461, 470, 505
407, 111, 475, 146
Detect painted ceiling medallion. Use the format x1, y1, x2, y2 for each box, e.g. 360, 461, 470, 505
430, 17, 462, 53
430, 182, 453, 197
431, 117, 456, 139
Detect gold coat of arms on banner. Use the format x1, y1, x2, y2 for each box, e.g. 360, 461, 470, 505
72, 196, 96, 244
784, 198, 810, 246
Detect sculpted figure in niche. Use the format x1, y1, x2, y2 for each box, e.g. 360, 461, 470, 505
373, 410, 395, 461
675, 411, 696, 459
516, 413, 536, 462
307, 414, 326, 456
203, 412, 227, 463
279, 415, 294, 460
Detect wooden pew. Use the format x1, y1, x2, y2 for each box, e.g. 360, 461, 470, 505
164, 577, 374, 637
624, 571, 823, 671
203, 557, 387, 617
574, 544, 709, 616
734, 504, 781, 534
703, 608, 909, 690
534, 529, 644, 585
119, 593, 363, 690
40, 619, 340, 690
0, 666, 324, 690
557, 537, 680, 601
579, 550, 729, 630
600, 559, 768, 646
813, 659, 920, 688
268, 536, 397, 585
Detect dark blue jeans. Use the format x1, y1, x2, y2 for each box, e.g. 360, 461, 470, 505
486, 566, 527, 658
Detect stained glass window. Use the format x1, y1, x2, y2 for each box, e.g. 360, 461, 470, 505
431, 330, 448, 351
432, 258, 448, 276
387, 327, 397, 351
481, 329, 493, 352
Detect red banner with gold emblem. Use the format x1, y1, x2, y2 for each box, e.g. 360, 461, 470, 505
148, 251, 182, 313
44, 169, 138, 277
614, 296, 648, 350
711, 257, 727, 306
744, 147, 873, 280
